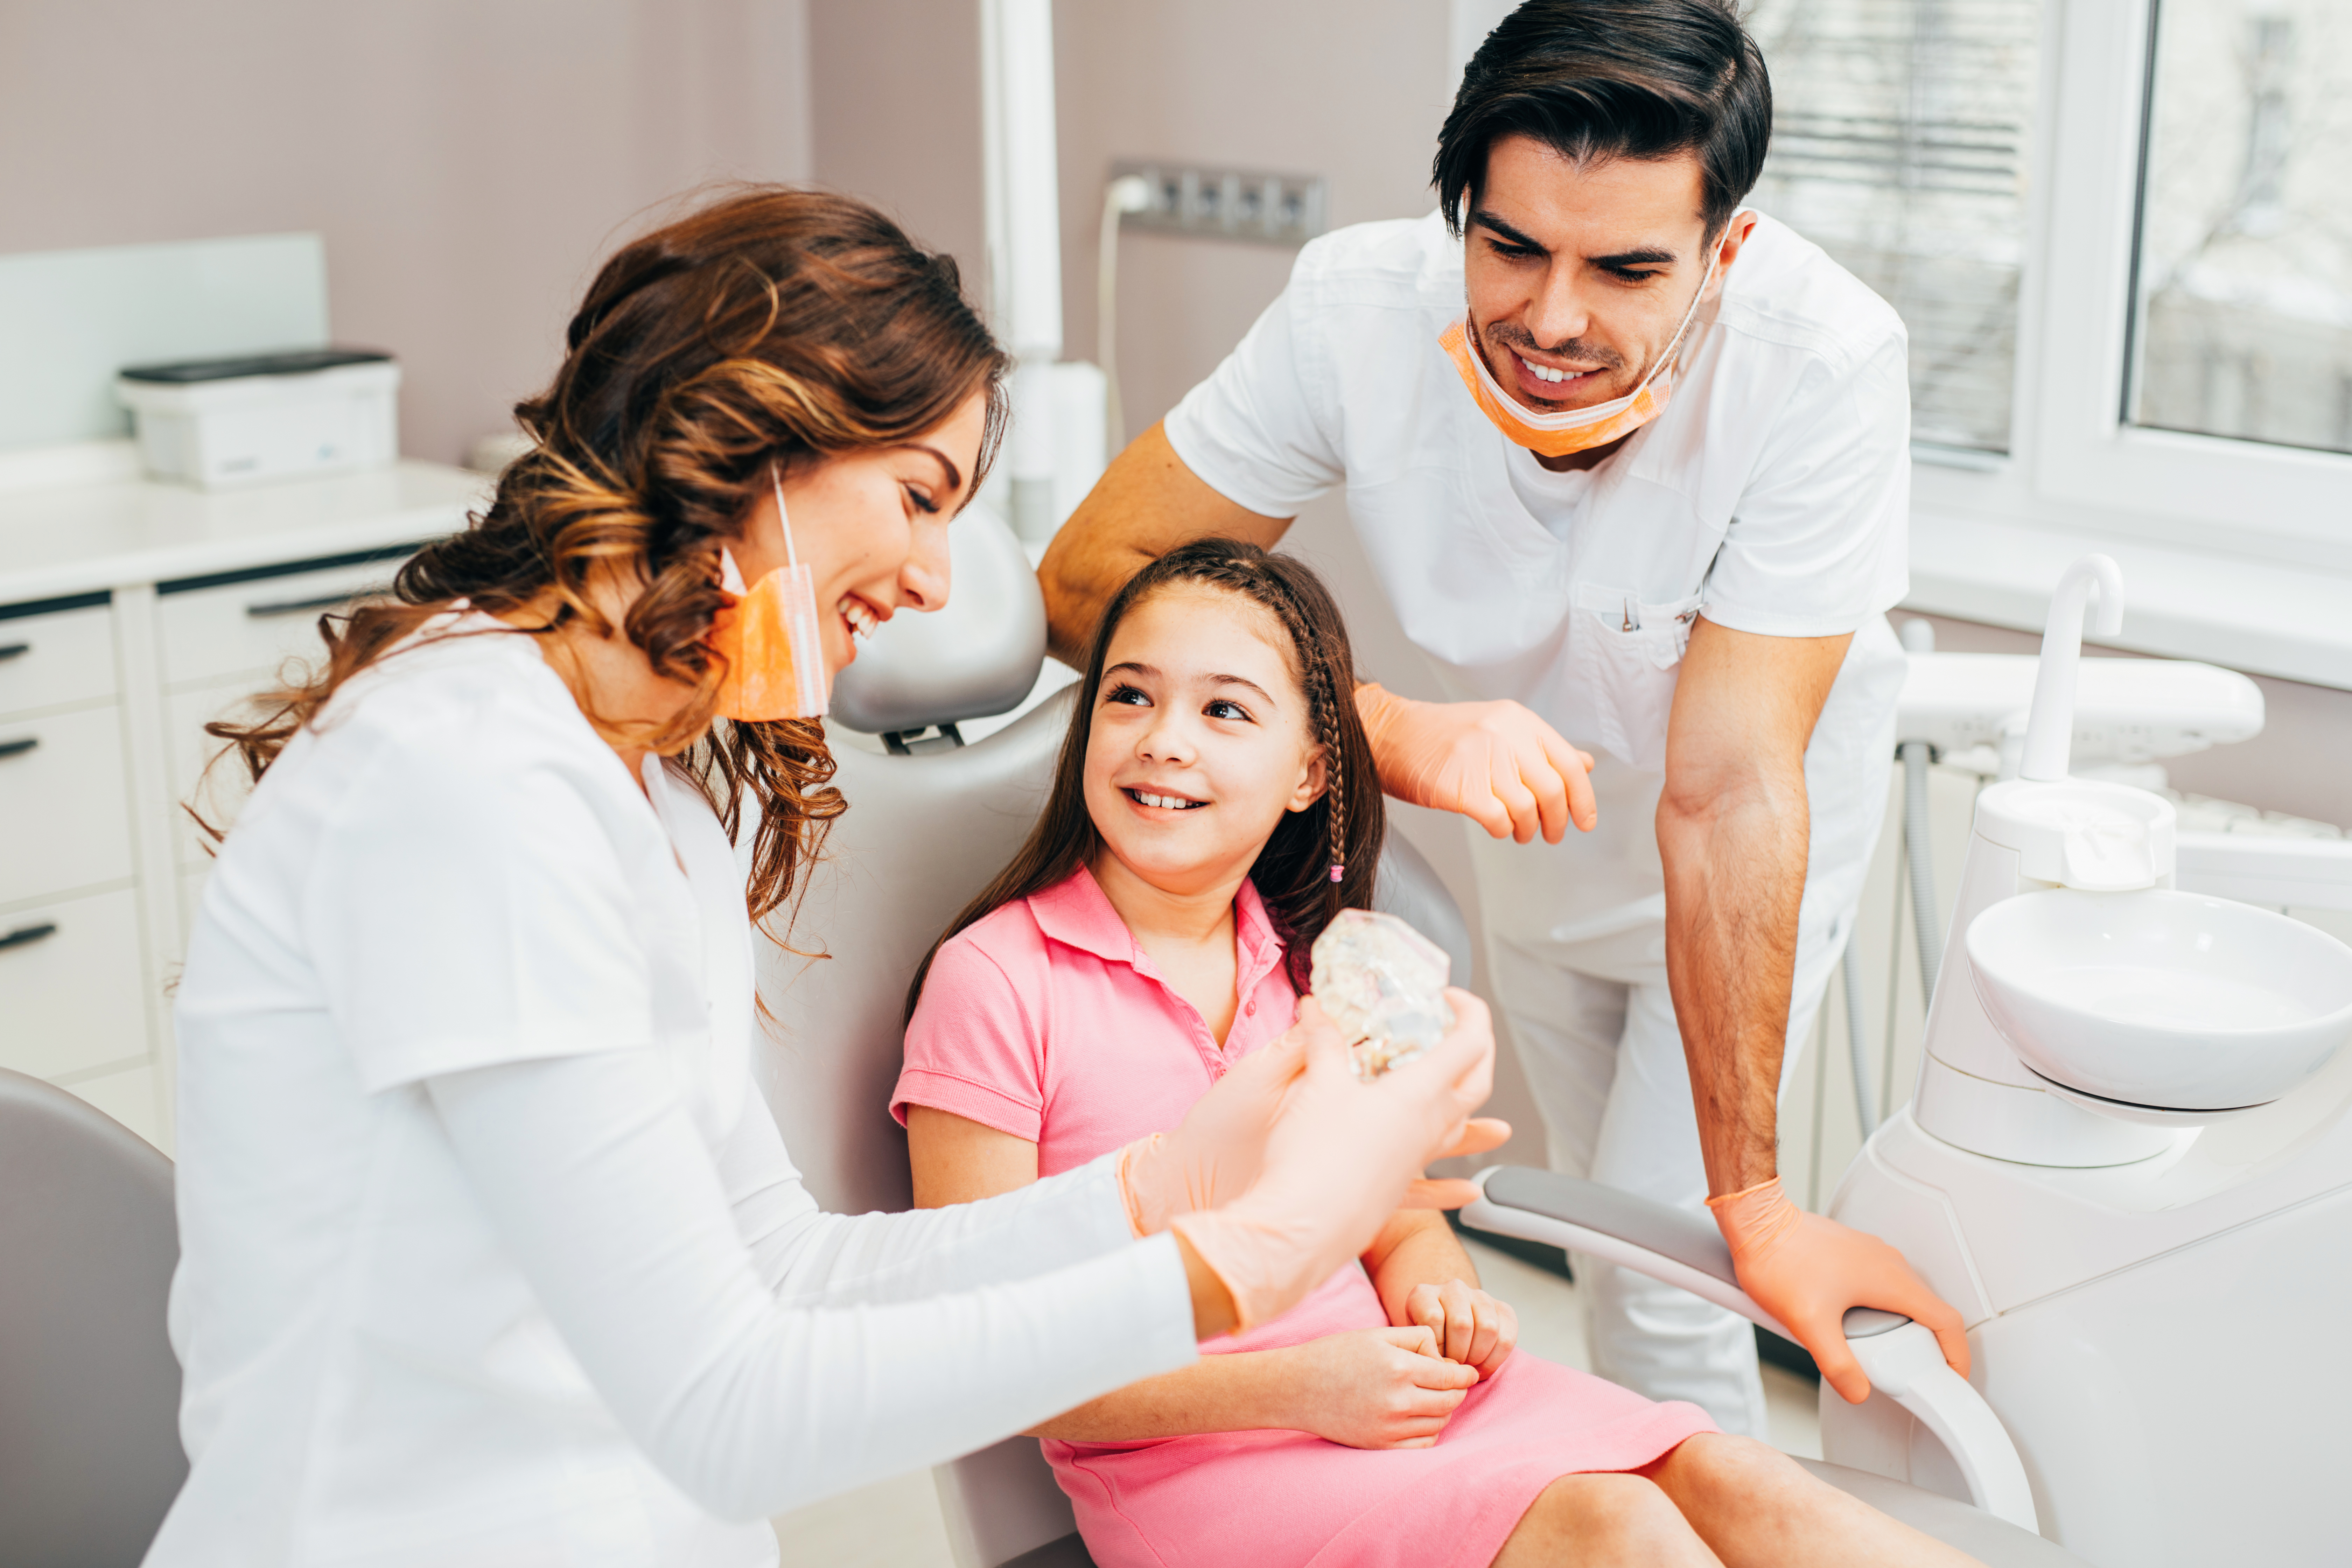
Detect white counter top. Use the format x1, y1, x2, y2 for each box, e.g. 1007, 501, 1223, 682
1906, 506, 2352, 693
0, 458, 488, 606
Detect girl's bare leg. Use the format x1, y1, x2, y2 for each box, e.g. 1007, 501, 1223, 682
1491, 1472, 1724, 1568
1639, 1434, 1984, 1568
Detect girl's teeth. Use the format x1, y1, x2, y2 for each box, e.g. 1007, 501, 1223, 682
838, 597, 876, 639
1134, 790, 1199, 810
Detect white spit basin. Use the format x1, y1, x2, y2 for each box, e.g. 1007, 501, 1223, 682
1967, 887, 2352, 1111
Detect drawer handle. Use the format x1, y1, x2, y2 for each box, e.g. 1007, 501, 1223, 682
244, 583, 388, 619
0, 642, 27, 662
0, 736, 35, 760
0, 921, 58, 952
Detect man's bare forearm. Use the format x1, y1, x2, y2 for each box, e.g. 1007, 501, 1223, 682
1037, 421, 1290, 665
1659, 771, 1809, 1195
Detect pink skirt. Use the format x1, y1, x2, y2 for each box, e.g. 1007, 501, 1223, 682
1048, 1348, 1717, 1568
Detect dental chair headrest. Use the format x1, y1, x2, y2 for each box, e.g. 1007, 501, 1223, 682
828, 503, 1048, 737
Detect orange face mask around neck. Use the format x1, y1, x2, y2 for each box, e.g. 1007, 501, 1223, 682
709, 465, 830, 722
1441, 217, 1738, 458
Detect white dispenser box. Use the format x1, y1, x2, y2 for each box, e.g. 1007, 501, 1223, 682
114, 349, 399, 490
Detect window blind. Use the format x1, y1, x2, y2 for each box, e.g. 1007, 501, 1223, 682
1746, 0, 2042, 454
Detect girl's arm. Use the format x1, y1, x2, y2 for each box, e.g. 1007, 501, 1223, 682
1361, 1210, 1520, 1381
910, 1107, 1477, 1449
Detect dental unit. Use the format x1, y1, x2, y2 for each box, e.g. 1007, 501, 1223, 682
1472, 555, 2352, 1567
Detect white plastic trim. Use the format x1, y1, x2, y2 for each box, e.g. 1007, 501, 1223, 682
1455, 1196, 1794, 1341
1464, 1174, 2042, 1534
1849, 1324, 2040, 1534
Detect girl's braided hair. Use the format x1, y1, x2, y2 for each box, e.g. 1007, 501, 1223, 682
907, 538, 1385, 1021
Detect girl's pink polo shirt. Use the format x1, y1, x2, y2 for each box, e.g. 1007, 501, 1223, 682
893, 864, 1299, 1176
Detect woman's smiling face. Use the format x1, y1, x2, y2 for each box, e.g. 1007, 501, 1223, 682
729, 388, 988, 679
1084, 584, 1326, 900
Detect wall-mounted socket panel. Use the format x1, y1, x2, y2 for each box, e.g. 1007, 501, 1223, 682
1112, 162, 1327, 246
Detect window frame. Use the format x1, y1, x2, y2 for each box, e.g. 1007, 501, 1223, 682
1910, 0, 2352, 573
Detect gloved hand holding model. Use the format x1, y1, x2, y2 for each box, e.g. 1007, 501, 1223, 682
1354, 683, 1597, 844
1119, 1014, 1509, 1238
1708, 1176, 1970, 1405
1167, 993, 1500, 1330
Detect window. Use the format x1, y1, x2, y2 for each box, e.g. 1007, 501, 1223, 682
1748, 0, 2043, 455
2126, 0, 2352, 456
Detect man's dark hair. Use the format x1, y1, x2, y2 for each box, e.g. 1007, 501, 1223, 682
1435, 0, 1772, 242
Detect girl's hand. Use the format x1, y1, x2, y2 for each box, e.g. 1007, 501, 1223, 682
1280, 1327, 1479, 1449
1402, 1280, 1518, 1381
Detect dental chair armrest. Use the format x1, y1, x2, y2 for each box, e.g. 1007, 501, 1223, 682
1461, 1166, 2039, 1534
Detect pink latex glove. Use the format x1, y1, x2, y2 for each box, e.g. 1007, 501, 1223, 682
1354, 683, 1597, 844
1709, 1177, 1970, 1405
1119, 1016, 1509, 1237
1167, 992, 1500, 1331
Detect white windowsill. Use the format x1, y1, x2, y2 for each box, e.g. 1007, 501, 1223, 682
1905, 505, 2352, 693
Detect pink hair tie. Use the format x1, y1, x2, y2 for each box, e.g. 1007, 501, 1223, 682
1328, 862, 1344, 883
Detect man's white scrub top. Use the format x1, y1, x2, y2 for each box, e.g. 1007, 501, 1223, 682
1165, 210, 1911, 986
157, 621, 1200, 1567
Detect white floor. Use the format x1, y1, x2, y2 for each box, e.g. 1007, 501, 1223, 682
771, 1236, 1822, 1567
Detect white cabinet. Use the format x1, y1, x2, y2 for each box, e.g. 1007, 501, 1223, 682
0, 886, 151, 1080
0, 703, 137, 903
0, 457, 483, 1149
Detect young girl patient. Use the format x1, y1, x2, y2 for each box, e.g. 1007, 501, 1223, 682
895, 540, 1980, 1568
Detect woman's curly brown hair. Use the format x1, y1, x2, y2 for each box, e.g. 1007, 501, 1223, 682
202, 186, 1011, 933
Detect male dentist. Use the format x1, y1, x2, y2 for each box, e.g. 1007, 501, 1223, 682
1041, 0, 1966, 1433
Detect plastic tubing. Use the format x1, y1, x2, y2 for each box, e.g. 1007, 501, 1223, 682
1844, 938, 1878, 1138
1902, 739, 1941, 1007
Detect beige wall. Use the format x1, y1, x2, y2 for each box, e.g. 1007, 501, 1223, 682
0, 0, 814, 466
807, 0, 1458, 434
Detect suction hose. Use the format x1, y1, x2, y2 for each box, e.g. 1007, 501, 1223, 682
1895, 617, 1942, 1011
1843, 934, 1877, 1137
1902, 740, 1940, 1007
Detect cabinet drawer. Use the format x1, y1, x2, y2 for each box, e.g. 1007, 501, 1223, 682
0, 599, 118, 718
0, 886, 151, 1081
0, 704, 135, 904
158, 553, 411, 689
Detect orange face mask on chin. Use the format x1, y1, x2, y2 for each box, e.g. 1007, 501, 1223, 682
1443, 214, 1740, 458
709, 466, 830, 722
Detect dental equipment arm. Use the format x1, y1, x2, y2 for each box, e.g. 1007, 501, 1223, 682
1461, 1167, 2039, 1534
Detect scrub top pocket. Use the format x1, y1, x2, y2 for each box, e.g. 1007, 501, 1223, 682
1568, 583, 1703, 772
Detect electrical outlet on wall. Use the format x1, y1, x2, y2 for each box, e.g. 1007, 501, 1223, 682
1111, 161, 1327, 246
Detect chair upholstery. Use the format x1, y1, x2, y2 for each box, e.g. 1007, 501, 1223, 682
0, 1069, 184, 1568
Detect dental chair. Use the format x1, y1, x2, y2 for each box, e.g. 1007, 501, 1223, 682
755, 507, 2085, 1567
0, 1069, 185, 1568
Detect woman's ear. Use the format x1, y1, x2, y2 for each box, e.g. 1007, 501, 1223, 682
1286, 748, 1329, 814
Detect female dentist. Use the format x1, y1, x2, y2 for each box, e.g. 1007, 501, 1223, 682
150, 187, 1500, 1568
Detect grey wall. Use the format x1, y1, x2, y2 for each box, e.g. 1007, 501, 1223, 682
0, 0, 814, 467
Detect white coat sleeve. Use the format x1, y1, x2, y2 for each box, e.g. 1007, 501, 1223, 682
426, 1046, 1198, 1521
1699, 327, 1912, 639
710, 1073, 1155, 1308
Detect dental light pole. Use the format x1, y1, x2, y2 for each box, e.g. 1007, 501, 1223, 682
980, 0, 1097, 546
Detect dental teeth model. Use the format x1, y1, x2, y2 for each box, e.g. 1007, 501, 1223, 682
1309, 909, 1456, 1080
